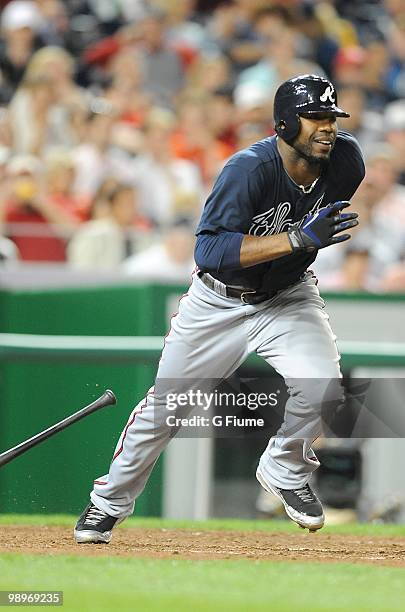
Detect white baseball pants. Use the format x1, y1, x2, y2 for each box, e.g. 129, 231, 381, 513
91, 271, 342, 518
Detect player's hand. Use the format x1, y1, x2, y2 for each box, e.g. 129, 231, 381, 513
287, 200, 359, 253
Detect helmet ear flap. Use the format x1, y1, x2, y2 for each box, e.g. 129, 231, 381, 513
275, 117, 299, 142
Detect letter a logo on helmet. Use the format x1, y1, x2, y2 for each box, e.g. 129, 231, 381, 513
320, 85, 335, 104
274, 74, 350, 143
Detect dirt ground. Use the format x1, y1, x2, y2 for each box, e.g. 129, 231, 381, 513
1, 526, 405, 567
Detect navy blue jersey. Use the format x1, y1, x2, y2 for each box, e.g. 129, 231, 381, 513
196, 131, 365, 291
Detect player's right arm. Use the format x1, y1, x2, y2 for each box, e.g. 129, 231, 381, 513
239, 232, 292, 267
196, 200, 358, 271
195, 230, 292, 272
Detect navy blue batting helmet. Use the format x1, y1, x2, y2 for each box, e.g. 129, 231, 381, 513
274, 74, 350, 143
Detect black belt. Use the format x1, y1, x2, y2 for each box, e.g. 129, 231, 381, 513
198, 272, 276, 305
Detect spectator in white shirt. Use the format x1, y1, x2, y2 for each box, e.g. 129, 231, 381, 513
122, 218, 195, 282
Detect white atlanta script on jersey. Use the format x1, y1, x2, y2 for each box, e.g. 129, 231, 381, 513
249, 194, 326, 237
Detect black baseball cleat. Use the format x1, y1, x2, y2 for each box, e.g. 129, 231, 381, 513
256, 468, 324, 532
74, 502, 124, 543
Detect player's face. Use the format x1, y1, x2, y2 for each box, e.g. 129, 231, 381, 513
293, 113, 338, 165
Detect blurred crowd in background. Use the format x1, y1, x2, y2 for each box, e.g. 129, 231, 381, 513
0, 0, 404, 290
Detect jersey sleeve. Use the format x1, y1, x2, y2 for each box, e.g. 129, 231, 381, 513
196, 159, 262, 235
194, 231, 244, 272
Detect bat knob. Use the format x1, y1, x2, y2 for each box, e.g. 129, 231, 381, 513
105, 389, 117, 405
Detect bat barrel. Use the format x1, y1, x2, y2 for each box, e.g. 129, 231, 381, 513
0, 390, 117, 468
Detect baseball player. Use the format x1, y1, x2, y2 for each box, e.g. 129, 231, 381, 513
74, 74, 365, 542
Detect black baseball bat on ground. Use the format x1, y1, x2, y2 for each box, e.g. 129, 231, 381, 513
0, 389, 117, 468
